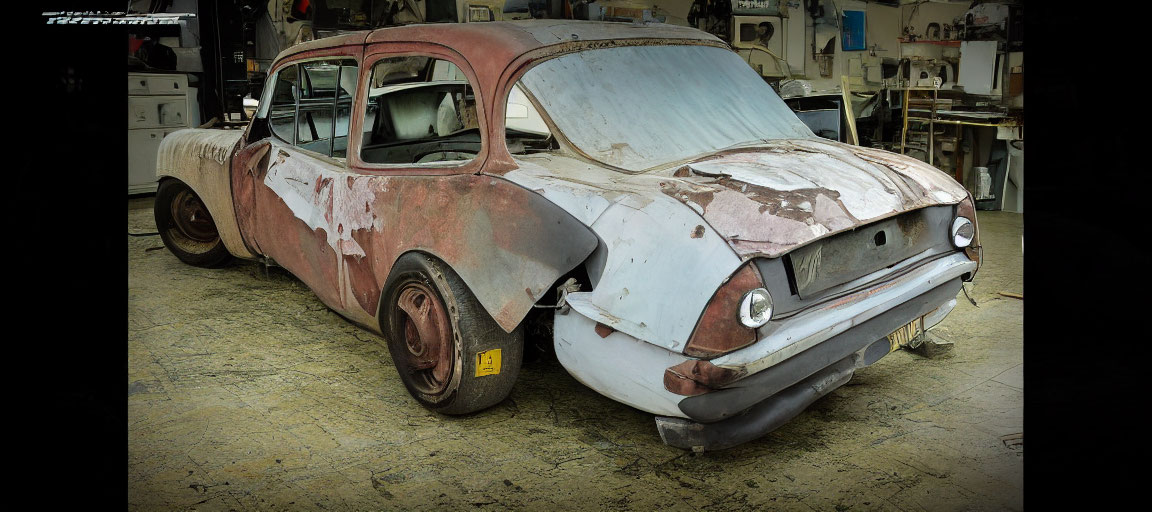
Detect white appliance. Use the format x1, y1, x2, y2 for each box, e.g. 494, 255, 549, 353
128, 72, 191, 195
731, 15, 788, 77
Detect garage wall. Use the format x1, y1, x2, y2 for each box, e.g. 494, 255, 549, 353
901, 0, 969, 36
579, 0, 909, 91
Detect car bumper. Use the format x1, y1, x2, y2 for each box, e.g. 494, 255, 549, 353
656, 276, 962, 451
553, 251, 976, 450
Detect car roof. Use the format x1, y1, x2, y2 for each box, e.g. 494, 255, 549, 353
274, 20, 723, 67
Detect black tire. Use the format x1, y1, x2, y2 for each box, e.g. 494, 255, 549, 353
154, 179, 231, 268
380, 252, 523, 415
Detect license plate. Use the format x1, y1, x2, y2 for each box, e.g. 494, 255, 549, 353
886, 318, 923, 352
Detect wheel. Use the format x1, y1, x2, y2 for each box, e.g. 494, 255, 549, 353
154, 179, 231, 268
381, 252, 523, 415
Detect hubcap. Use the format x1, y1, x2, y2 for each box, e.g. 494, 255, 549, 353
170, 189, 218, 242
396, 282, 453, 394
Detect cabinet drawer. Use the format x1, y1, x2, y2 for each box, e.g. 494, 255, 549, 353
127, 75, 149, 95
128, 96, 188, 129
127, 73, 188, 95
147, 75, 187, 95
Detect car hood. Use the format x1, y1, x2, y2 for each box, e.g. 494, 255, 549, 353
655, 138, 969, 258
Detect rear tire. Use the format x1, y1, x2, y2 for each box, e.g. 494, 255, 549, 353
381, 252, 523, 415
154, 179, 231, 268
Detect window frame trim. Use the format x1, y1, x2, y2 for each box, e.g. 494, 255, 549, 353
255, 47, 362, 164
349, 44, 488, 176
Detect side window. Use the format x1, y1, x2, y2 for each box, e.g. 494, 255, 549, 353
296, 61, 338, 154
266, 59, 357, 158
360, 56, 482, 166
504, 82, 553, 156
333, 62, 358, 158
269, 64, 298, 144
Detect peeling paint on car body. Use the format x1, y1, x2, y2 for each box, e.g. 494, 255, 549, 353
153, 20, 981, 449
657, 138, 969, 259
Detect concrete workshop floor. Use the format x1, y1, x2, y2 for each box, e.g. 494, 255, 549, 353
128, 197, 1023, 511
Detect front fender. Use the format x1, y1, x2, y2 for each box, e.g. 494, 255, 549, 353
155, 129, 256, 259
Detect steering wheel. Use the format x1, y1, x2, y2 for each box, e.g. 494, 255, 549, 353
414, 150, 477, 164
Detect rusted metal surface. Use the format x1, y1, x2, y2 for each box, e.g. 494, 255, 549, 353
155, 129, 256, 259
506, 154, 746, 352
152, 21, 983, 439
211, 38, 600, 335
270, 31, 371, 67
709, 253, 976, 376
594, 322, 615, 338
785, 206, 952, 299
502, 139, 967, 352
682, 264, 761, 358
396, 281, 453, 394
159, 22, 974, 350
170, 188, 217, 242
552, 251, 975, 420
663, 359, 743, 397
238, 139, 598, 334
657, 138, 969, 259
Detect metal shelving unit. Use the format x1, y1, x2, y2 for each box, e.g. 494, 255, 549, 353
899, 86, 940, 165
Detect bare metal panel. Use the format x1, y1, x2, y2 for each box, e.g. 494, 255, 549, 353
787, 205, 953, 299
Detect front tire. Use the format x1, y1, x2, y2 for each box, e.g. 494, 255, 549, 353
154, 179, 231, 268
381, 252, 523, 415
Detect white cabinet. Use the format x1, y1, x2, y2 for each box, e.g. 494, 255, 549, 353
128, 72, 191, 194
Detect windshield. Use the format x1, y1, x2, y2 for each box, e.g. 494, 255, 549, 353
519, 44, 814, 172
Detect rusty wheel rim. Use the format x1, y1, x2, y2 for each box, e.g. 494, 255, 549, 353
396, 281, 454, 395
170, 189, 218, 243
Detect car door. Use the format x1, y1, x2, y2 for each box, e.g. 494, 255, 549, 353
241, 56, 363, 314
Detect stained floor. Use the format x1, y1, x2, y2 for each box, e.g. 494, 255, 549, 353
128, 197, 1023, 511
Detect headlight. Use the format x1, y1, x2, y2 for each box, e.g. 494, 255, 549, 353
951, 217, 975, 248
739, 288, 773, 328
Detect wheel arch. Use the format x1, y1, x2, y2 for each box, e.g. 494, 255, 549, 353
155, 129, 257, 260
375, 214, 597, 336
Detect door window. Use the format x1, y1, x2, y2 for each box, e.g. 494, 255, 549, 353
268, 65, 298, 144
265, 59, 358, 158
360, 56, 481, 166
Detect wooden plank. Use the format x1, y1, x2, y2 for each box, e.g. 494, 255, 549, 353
841, 75, 859, 146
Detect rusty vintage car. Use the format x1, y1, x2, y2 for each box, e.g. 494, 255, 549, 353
153, 20, 981, 451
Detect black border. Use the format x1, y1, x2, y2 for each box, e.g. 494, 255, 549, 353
17, 2, 127, 505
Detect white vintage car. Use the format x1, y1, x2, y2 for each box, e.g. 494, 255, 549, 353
153, 20, 980, 450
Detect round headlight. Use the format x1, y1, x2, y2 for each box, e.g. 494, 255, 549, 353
951, 217, 974, 248
739, 288, 773, 328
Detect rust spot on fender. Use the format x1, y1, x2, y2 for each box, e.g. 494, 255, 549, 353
660, 183, 715, 211
691, 225, 705, 238
594, 322, 615, 338
683, 264, 762, 358
663, 359, 742, 396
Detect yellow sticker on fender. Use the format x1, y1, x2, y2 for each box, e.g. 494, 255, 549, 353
475, 349, 501, 377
